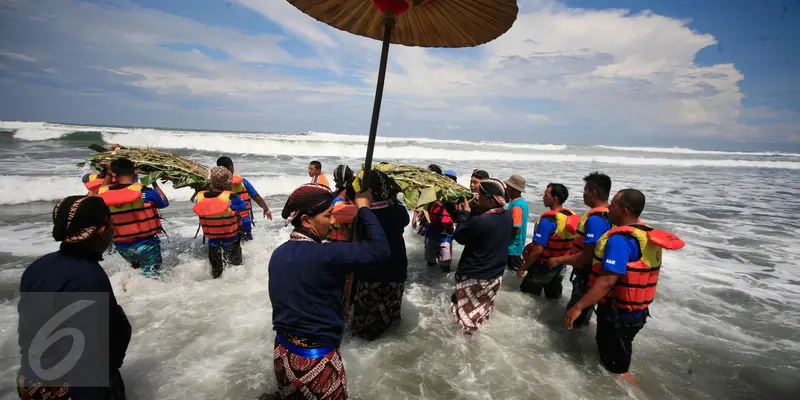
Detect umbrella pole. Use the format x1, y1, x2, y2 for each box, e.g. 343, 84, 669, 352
362, 12, 396, 180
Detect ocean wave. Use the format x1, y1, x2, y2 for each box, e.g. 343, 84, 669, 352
103, 131, 800, 170
595, 145, 799, 157
0, 174, 309, 205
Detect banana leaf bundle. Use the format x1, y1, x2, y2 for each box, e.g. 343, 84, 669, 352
356, 162, 474, 210
77, 146, 210, 190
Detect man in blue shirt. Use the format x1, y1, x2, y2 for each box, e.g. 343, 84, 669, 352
504, 174, 529, 271
217, 156, 272, 241
100, 158, 169, 278
565, 189, 649, 382
548, 172, 613, 327
517, 183, 572, 299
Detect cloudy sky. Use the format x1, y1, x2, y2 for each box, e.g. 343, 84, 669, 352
0, 0, 798, 150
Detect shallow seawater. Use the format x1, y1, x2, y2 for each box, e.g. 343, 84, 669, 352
0, 124, 799, 399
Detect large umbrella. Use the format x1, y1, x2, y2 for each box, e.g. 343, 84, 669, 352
287, 0, 519, 176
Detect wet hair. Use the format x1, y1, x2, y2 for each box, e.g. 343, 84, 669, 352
110, 158, 135, 176
583, 172, 612, 201
310, 161, 322, 170
547, 183, 569, 204
618, 189, 646, 218
216, 156, 234, 168
471, 169, 489, 180
427, 164, 442, 175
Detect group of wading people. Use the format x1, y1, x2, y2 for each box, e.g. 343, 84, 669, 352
16, 156, 684, 399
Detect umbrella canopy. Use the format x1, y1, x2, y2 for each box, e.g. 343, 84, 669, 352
287, 0, 519, 47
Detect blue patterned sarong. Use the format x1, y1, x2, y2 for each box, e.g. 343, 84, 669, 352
115, 239, 162, 278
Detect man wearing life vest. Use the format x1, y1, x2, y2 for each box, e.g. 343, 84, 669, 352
330, 165, 358, 243
98, 158, 169, 278
308, 160, 330, 189
565, 189, 684, 379
216, 156, 272, 241
547, 172, 613, 328
81, 144, 122, 195
517, 183, 580, 299
194, 167, 248, 279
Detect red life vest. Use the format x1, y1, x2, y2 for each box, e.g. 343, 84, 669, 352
193, 191, 241, 240
570, 206, 610, 257
529, 209, 581, 263
589, 223, 685, 312
98, 184, 163, 243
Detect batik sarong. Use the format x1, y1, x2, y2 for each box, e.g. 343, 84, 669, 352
273, 336, 348, 400
115, 239, 162, 278
450, 274, 502, 333
351, 281, 404, 340
17, 368, 126, 400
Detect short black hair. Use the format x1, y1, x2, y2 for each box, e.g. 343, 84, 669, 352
310, 161, 322, 170
217, 156, 233, 168
583, 172, 612, 201
547, 183, 569, 204
427, 164, 442, 175
110, 158, 135, 176
618, 189, 646, 218
471, 169, 489, 180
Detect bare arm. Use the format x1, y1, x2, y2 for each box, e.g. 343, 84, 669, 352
564, 272, 619, 329
550, 243, 596, 268
517, 243, 544, 278
252, 194, 272, 220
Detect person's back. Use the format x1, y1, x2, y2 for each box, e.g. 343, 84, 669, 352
17, 196, 130, 399
270, 239, 352, 345
455, 210, 513, 279
357, 202, 410, 283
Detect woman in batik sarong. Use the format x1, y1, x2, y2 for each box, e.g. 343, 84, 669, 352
450, 178, 513, 333
264, 183, 390, 399
351, 171, 410, 340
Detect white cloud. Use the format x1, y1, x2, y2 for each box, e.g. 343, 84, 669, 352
0, 0, 797, 144
0, 50, 36, 62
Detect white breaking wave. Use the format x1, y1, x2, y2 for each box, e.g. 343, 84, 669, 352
103, 131, 800, 170
595, 145, 800, 157
0, 175, 309, 205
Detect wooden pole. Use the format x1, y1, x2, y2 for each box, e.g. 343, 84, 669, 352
344, 12, 396, 326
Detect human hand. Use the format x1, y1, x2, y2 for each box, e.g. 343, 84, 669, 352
564, 306, 582, 330
462, 196, 471, 212
516, 268, 527, 279
355, 191, 373, 208
264, 209, 273, 220
109, 143, 122, 151
547, 258, 561, 269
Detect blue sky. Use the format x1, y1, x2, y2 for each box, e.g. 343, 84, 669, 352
0, 0, 798, 151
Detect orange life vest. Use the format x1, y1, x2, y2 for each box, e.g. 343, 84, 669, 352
193, 191, 241, 240
530, 209, 581, 263
570, 206, 610, 257
331, 190, 357, 242
98, 184, 163, 243
85, 174, 104, 196
589, 223, 684, 312
230, 175, 251, 220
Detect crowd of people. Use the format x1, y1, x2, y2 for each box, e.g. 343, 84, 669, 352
15, 153, 684, 399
